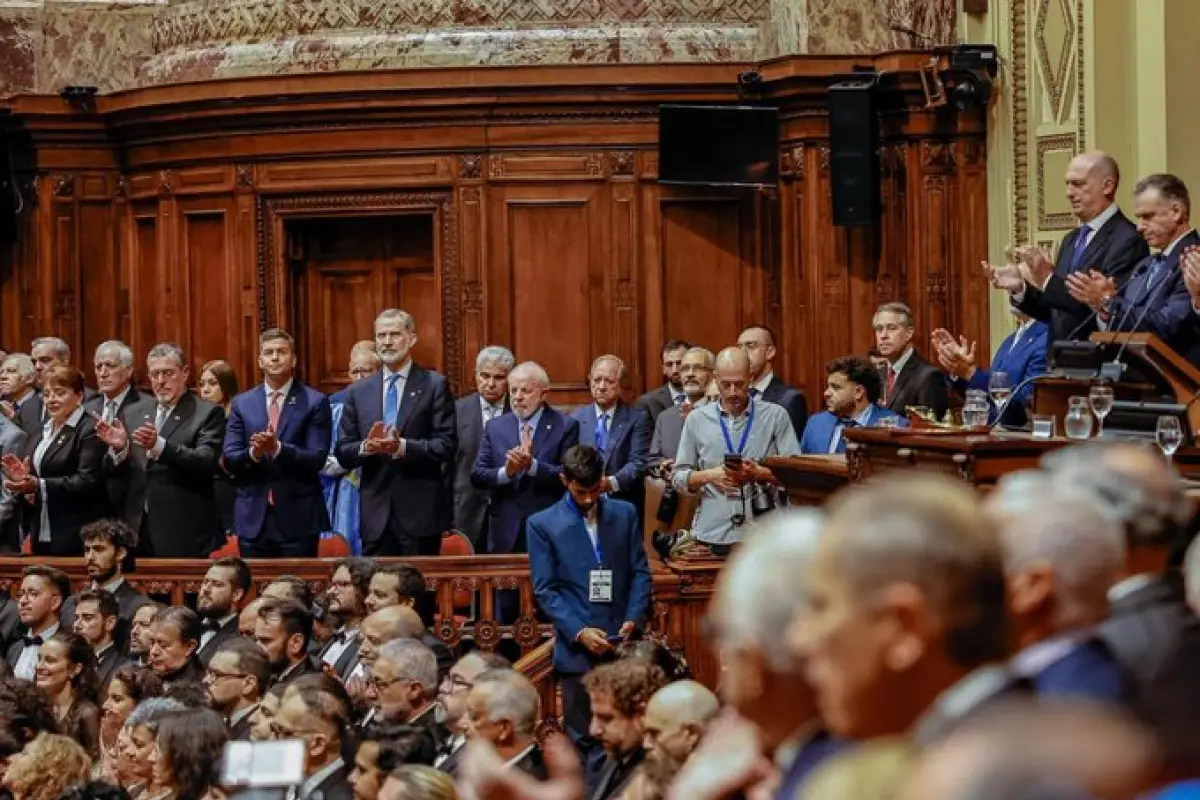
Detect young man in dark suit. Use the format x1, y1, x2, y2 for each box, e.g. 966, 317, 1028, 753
6, 566, 70, 682
573, 355, 651, 513
94, 342, 226, 558
874, 302, 948, 419
205, 636, 270, 741
71, 588, 126, 690
223, 328, 332, 558
274, 677, 355, 800
196, 558, 251, 666
336, 309, 456, 557
61, 519, 152, 637
452, 346, 513, 549
737, 324, 809, 438
635, 339, 690, 426
471, 361, 580, 554
527, 445, 651, 753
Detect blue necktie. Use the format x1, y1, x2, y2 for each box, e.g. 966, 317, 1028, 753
1070, 226, 1092, 271
595, 413, 609, 455
1144, 254, 1165, 301
383, 373, 400, 426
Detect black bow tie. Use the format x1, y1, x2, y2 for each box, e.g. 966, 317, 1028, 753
22, 636, 42, 647
202, 619, 223, 633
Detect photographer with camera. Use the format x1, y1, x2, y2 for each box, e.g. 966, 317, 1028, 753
671, 347, 799, 554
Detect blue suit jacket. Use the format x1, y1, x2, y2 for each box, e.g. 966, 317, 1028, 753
527, 495, 652, 675
1106, 231, 1200, 364
470, 406, 580, 553
1032, 639, 1130, 704
957, 320, 1049, 425
799, 406, 906, 454
223, 382, 332, 542
572, 403, 651, 507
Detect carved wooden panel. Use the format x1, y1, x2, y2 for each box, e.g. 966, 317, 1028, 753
127, 202, 160, 363
257, 157, 449, 192
78, 200, 119, 375
179, 198, 238, 375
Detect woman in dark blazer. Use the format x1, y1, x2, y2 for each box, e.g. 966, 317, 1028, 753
198, 359, 240, 537
2, 363, 108, 555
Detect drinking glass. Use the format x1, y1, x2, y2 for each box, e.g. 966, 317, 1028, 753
962, 400, 989, 429
1157, 416, 1184, 460
1031, 414, 1055, 439
1088, 385, 1114, 437
988, 371, 1012, 408
1063, 396, 1094, 440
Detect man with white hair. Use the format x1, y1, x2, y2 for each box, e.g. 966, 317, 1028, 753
462, 668, 547, 779
986, 473, 1129, 701
84, 340, 151, 526
471, 360, 579, 554
368, 638, 440, 731
573, 354, 651, 510
671, 510, 841, 800
453, 345, 514, 548
0, 353, 37, 425
336, 308, 456, 556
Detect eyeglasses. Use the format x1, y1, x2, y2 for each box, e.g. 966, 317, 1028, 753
368, 674, 409, 693
203, 668, 246, 683
440, 674, 474, 693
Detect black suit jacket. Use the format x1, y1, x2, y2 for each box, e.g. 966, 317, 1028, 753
1016, 209, 1147, 350
882, 350, 948, 419
21, 412, 109, 556
316, 634, 361, 683
335, 365, 457, 548
61, 579, 152, 649
229, 705, 258, 741
14, 391, 42, 435
452, 392, 509, 548
110, 391, 226, 558
635, 385, 676, 426
95, 646, 127, 692
307, 763, 354, 800
759, 374, 809, 438
0, 594, 19, 653
512, 745, 549, 780
196, 616, 241, 667
589, 747, 645, 800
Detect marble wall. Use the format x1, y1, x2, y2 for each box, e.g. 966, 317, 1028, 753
0, 0, 956, 93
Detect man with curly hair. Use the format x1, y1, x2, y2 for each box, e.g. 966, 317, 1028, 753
583, 658, 666, 800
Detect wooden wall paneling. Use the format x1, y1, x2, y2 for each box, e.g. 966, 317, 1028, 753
126, 199, 161, 366
488, 183, 607, 404
806, 147, 854, 379
609, 176, 640, 394
457, 156, 487, 393
910, 141, 955, 348
234, 167, 260, 389
952, 139, 991, 362
178, 196, 238, 377
45, 174, 78, 353
778, 144, 811, 401
77, 175, 120, 375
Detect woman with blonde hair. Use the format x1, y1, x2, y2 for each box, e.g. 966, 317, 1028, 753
3, 732, 91, 800
380, 765, 458, 800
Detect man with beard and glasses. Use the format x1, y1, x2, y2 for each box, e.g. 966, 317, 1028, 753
255, 598, 319, 689
60, 519, 151, 640
196, 558, 251, 666
127, 602, 161, 668
320, 557, 375, 681
205, 636, 271, 740
71, 588, 126, 690
650, 347, 713, 473
336, 308, 456, 557
528, 445, 651, 759
432, 650, 510, 776
637, 340, 691, 426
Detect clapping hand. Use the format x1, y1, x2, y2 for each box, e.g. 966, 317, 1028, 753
931, 328, 977, 380
1064, 269, 1115, 312
1, 455, 35, 495
504, 446, 532, 478
981, 259, 1025, 292
93, 416, 128, 451
1182, 246, 1200, 306
250, 430, 279, 460
362, 422, 400, 456
131, 422, 159, 450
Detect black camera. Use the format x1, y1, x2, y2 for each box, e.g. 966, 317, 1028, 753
750, 484, 777, 517
652, 530, 679, 562
657, 486, 679, 524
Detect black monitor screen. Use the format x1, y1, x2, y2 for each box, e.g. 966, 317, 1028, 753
658, 105, 780, 188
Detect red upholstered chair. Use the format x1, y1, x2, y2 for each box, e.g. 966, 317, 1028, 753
210, 535, 239, 559
439, 530, 475, 618
318, 534, 351, 558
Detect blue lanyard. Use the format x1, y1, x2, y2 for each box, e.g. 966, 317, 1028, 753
719, 400, 755, 455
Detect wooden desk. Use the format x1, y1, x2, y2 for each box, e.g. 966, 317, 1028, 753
764, 454, 850, 506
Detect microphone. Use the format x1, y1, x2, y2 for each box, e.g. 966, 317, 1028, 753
988, 373, 1056, 431
1061, 262, 1148, 342
1107, 256, 1171, 379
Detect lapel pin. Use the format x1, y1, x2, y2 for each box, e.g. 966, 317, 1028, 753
288, 396, 297, 406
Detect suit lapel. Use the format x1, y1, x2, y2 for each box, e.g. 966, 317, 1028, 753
465, 393, 484, 447
274, 383, 305, 442
394, 367, 427, 436
359, 372, 384, 432
891, 354, 922, 406
532, 407, 559, 459
38, 423, 75, 467
604, 405, 631, 467
158, 393, 192, 441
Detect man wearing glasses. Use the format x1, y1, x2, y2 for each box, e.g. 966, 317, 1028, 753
432, 650, 510, 775
366, 638, 441, 734
204, 637, 271, 740
271, 680, 354, 799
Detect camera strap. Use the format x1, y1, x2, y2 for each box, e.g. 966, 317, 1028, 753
719, 400, 756, 456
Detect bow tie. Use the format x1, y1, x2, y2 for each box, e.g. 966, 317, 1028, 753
202, 619, 224, 633
22, 636, 42, 647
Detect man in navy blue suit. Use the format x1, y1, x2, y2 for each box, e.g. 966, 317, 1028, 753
799, 356, 906, 454
988, 475, 1130, 703
223, 328, 331, 557
573, 355, 650, 514
336, 309, 457, 556
527, 444, 651, 754
471, 361, 579, 554
932, 310, 1049, 426
1064, 173, 1200, 363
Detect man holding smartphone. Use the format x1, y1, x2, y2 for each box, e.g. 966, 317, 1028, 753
671, 347, 800, 552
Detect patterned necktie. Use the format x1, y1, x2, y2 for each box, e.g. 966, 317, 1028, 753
384, 373, 400, 426
268, 391, 282, 433
520, 422, 533, 449
1070, 226, 1092, 271
595, 413, 609, 454
154, 404, 168, 431
104, 399, 117, 424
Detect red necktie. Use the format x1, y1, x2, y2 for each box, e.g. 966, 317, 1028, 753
885, 367, 897, 404
267, 392, 282, 504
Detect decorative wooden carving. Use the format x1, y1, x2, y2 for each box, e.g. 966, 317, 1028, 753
52, 173, 74, 197
235, 164, 255, 187
158, 169, 174, 196
459, 154, 484, 179
608, 151, 635, 176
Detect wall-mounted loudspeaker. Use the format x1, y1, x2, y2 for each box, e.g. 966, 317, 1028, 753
828, 80, 879, 227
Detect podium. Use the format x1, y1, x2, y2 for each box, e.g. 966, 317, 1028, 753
1034, 332, 1200, 440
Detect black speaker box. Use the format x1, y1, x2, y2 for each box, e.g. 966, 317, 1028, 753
828, 80, 879, 227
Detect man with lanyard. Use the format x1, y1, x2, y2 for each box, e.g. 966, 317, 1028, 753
672, 347, 799, 553
527, 444, 652, 764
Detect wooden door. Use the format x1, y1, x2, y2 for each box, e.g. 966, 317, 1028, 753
292, 214, 439, 395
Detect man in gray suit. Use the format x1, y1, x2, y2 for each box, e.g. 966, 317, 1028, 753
650, 347, 713, 471
452, 346, 514, 549
0, 412, 27, 551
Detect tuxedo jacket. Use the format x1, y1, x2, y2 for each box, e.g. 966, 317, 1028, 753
223, 381, 332, 543
335, 365, 457, 547
306, 763, 354, 800
229, 705, 257, 741
572, 402, 651, 509
1016, 209, 1147, 349
882, 350, 949, 419
452, 392, 510, 548
758, 374, 809, 439
196, 616, 241, 667
317, 634, 362, 683
20, 413, 110, 556
1102, 231, 1200, 364
470, 406, 580, 554
95, 646, 128, 692
61, 580, 152, 650
109, 391, 226, 558
799, 406, 906, 455
588, 747, 645, 800
635, 385, 677, 426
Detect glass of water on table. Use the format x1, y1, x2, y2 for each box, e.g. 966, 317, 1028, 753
1088, 385, 1114, 437
1157, 416, 1184, 460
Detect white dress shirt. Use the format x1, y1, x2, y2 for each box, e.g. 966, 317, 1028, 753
752, 371, 775, 396
480, 395, 505, 425
321, 626, 359, 668
34, 406, 86, 543
14, 621, 59, 681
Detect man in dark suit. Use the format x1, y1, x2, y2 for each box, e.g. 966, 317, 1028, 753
223, 328, 332, 558
94, 342, 226, 558
527, 445, 651, 751
471, 361, 580, 554
86, 341, 152, 525
461, 670, 548, 780
583, 660, 663, 800
1003, 152, 1148, 350
196, 557, 251, 666
0, 411, 27, 552
574, 356, 650, 512
737, 324, 808, 438
274, 678, 355, 800
1063, 174, 1200, 364
61, 519, 152, 643
452, 346, 513, 549
206, 637, 270, 741
336, 309, 456, 557
255, 598, 320, 689
7, 566, 69, 682
635, 339, 690, 426
874, 302, 948, 419
368, 638, 441, 734
71, 588, 127, 690
649, 347, 713, 469
0, 353, 39, 435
